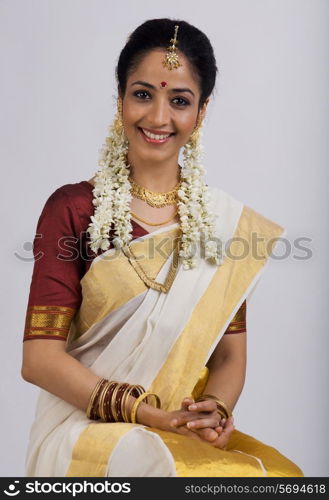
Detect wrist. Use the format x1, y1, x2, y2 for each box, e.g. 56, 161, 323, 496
135, 399, 166, 427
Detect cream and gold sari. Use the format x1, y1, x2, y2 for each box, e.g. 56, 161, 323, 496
25, 186, 303, 477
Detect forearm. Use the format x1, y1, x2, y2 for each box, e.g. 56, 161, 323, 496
23, 345, 106, 411
21, 342, 164, 426
204, 355, 246, 412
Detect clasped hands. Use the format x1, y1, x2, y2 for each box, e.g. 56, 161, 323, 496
167, 397, 235, 450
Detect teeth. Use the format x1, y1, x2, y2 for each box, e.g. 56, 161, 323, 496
142, 129, 171, 140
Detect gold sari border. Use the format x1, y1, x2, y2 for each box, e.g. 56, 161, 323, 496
23, 305, 76, 341
66, 422, 139, 477
149, 205, 285, 411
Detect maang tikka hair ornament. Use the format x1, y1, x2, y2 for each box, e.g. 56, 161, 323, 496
162, 25, 182, 71
87, 26, 224, 272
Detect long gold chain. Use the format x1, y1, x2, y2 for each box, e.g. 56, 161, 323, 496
121, 236, 181, 293
129, 175, 181, 208
131, 210, 178, 226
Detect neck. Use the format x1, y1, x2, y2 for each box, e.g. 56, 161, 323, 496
127, 152, 181, 192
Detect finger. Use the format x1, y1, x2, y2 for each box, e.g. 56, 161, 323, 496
181, 397, 194, 410
182, 425, 218, 443
188, 400, 217, 413
221, 417, 235, 435
170, 409, 217, 428
186, 417, 221, 430
210, 430, 232, 450
209, 418, 235, 449
176, 425, 203, 442
182, 397, 194, 404
169, 412, 201, 427
197, 427, 219, 442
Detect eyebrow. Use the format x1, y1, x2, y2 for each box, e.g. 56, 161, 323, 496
130, 80, 195, 97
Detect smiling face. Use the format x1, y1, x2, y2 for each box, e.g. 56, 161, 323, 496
121, 49, 208, 164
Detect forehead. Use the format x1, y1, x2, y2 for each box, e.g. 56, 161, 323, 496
127, 49, 200, 91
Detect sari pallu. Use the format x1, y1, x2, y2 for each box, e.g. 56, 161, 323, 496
25, 186, 304, 477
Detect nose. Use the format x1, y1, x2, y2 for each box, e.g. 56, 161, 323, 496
147, 96, 171, 128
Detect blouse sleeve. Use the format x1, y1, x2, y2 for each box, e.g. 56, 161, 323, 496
23, 186, 84, 342
223, 299, 247, 334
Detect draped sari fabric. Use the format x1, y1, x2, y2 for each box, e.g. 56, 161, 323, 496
24, 185, 304, 477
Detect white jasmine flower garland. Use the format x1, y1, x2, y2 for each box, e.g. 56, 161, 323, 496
178, 123, 223, 269
87, 108, 223, 270
88, 109, 133, 253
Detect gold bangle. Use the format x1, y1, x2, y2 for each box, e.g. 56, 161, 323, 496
196, 394, 233, 418
121, 386, 132, 423
97, 382, 107, 421
122, 384, 145, 423
196, 396, 228, 417
99, 381, 114, 421
130, 392, 150, 424
106, 381, 119, 421
130, 392, 161, 424
146, 392, 161, 409
110, 383, 122, 422
86, 378, 106, 419
217, 409, 228, 420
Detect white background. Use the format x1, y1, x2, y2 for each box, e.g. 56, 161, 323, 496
1, 0, 328, 476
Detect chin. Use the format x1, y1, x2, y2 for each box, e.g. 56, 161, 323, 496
129, 143, 176, 161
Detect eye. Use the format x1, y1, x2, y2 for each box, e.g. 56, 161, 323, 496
133, 90, 151, 99
132, 90, 190, 107
172, 97, 190, 107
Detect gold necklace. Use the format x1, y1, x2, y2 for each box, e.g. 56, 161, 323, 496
121, 236, 181, 293
129, 175, 181, 208
131, 210, 178, 226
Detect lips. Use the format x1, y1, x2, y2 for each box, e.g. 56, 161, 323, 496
138, 127, 174, 144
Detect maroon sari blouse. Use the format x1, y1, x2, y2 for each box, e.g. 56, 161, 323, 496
23, 182, 246, 341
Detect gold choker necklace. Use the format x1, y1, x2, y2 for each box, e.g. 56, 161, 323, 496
131, 210, 178, 226
128, 175, 181, 208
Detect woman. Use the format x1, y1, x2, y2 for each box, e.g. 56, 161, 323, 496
22, 18, 303, 477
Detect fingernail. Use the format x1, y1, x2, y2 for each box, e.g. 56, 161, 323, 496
187, 422, 194, 428
170, 419, 177, 427
188, 404, 197, 410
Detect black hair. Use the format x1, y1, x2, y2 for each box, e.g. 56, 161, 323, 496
116, 18, 218, 110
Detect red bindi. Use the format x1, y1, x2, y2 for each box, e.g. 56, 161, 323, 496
160, 81, 167, 88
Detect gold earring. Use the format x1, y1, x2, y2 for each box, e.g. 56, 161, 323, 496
114, 96, 124, 136
189, 115, 203, 146
117, 96, 123, 117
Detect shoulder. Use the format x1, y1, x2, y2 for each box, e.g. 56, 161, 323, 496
36, 181, 94, 234
44, 181, 93, 207
40, 181, 94, 221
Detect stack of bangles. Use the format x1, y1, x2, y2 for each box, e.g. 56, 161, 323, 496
86, 378, 161, 423
195, 393, 233, 421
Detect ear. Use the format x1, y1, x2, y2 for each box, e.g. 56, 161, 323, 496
199, 98, 210, 122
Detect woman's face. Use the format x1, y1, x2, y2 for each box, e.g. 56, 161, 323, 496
122, 49, 207, 164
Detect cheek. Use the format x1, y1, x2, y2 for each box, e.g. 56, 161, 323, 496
122, 99, 142, 126
177, 112, 198, 134
123, 109, 137, 128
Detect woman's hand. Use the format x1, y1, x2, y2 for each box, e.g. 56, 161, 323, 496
137, 396, 235, 449
169, 397, 235, 449
147, 400, 220, 442
179, 397, 225, 441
